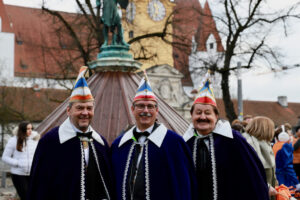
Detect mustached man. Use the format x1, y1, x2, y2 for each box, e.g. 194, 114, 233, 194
183, 72, 269, 200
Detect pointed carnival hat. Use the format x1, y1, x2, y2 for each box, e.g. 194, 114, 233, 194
133, 71, 157, 102
193, 71, 217, 107
69, 66, 94, 103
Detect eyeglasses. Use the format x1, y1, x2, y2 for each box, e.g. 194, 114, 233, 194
134, 104, 157, 111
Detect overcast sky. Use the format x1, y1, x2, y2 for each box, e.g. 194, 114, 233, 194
4, 0, 300, 103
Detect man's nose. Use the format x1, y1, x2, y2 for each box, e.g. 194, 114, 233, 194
82, 108, 89, 114
143, 106, 149, 111
199, 113, 206, 118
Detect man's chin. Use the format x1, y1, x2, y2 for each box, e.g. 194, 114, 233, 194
197, 126, 213, 134
78, 123, 89, 130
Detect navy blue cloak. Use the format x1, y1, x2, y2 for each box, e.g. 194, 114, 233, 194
111, 125, 198, 200
185, 128, 269, 200
28, 127, 114, 200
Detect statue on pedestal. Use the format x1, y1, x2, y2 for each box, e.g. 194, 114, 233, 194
96, 0, 129, 47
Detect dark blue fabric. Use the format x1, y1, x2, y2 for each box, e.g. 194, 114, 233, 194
186, 130, 269, 200
275, 142, 299, 187
111, 129, 198, 200
28, 127, 114, 200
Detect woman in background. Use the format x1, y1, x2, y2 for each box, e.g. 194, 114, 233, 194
242, 116, 277, 199
2, 121, 39, 200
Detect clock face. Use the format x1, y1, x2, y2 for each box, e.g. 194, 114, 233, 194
126, 2, 136, 23
147, 0, 166, 21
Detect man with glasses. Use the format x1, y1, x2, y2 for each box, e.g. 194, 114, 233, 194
111, 75, 197, 200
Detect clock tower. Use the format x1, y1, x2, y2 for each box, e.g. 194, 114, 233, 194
122, 0, 175, 69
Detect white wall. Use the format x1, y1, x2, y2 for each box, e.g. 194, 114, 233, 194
0, 32, 14, 80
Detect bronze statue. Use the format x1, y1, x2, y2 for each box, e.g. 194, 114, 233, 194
96, 0, 129, 47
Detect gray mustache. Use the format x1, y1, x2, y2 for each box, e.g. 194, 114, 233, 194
140, 112, 152, 117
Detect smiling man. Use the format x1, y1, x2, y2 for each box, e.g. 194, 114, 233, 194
111, 75, 197, 200
28, 67, 113, 200
183, 73, 269, 200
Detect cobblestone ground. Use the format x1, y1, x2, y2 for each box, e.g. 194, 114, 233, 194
0, 176, 17, 200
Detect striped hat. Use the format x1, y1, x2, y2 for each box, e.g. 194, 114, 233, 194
69, 66, 94, 103
193, 72, 217, 107
133, 72, 157, 102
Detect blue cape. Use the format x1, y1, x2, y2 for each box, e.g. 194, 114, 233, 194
28, 127, 114, 200
111, 128, 198, 200
186, 130, 269, 200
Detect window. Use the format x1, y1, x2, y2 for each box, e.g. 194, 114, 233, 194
209, 43, 214, 49
0, 17, 2, 32
16, 35, 23, 45
129, 30, 134, 38
20, 60, 28, 69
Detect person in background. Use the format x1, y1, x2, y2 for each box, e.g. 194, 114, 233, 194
242, 116, 277, 199
2, 121, 39, 200
273, 125, 300, 189
231, 119, 246, 133
293, 126, 300, 179
183, 72, 269, 200
243, 114, 253, 126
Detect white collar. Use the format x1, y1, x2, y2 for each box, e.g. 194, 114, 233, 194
58, 118, 105, 146
183, 120, 233, 142
118, 123, 168, 148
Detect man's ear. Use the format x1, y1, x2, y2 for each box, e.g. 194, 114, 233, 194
131, 105, 134, 113
66, 106, 70, 116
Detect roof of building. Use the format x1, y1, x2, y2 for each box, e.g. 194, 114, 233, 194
0, 0, 13, 32
0, 86, 69, 122
216, 99, 300, 127
172, 0, 224, 86
1, 2, 94, 79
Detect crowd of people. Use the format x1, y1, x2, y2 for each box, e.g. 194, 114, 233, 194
233, 115, 300, 199
1, 67, 300, 200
